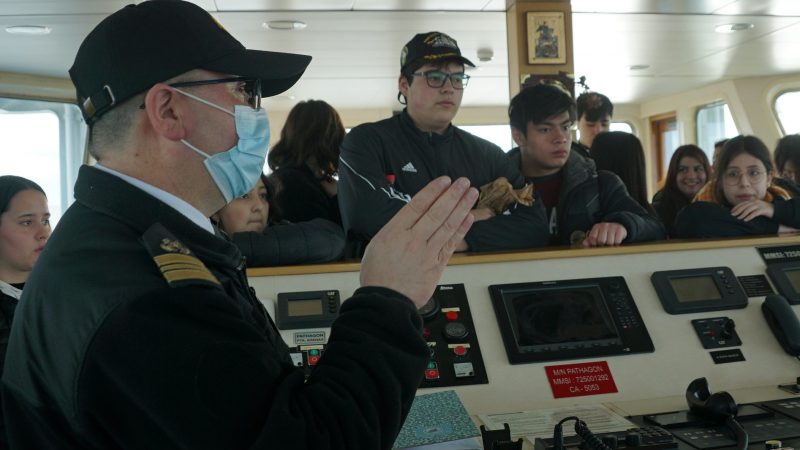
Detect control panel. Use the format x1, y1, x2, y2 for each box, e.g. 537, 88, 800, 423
631, 400, 800, 450
690, 317, 741, 349
534, 426, 678, 450
418, 283, 488, 388
275, 284, 487, 389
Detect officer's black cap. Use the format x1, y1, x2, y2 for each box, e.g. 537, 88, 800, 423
69, 0, 312, 124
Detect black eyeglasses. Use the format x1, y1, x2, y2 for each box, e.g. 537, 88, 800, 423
411, 70, 470, 89
169, 77, 262, 109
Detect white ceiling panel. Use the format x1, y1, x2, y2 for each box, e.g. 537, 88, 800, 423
570, 0, 735, 15
0, 1, 131, 16
2, 0, 800, 113
215, 0, 355, 11
353, 0, 492, 11
713, 0, 800, 16
481, 0, 506, 12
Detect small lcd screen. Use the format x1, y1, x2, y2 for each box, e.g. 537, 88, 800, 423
287, 299, 323, 317
506, 286, 619, 348
785, 268, 800, 293
669, 276, 721, 303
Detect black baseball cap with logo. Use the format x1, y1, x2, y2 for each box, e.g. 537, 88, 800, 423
69, 0, 311, 125
400, 31, 475, 73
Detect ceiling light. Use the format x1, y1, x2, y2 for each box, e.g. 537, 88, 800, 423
263, 20, 306, 31
477, 48, 494, 63
628, 64, 649, 71
714, 23, 754, 33
5, 25, 51, 35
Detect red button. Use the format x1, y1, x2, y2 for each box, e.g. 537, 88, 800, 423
308, 355, 320, 365
445, 311, 459, 321
422, 327, 431, 339
453, 345, 468, 356
425, 369, 440, 380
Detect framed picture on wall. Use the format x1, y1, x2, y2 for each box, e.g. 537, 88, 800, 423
526, 12, 566, 64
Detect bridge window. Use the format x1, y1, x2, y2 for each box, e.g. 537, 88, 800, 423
459, 124, 514, 152
576, 121, 636, 144
0, 98, 87, 227
460, 122, 637, 153
696, 101, 737, 162
774, 90, 800, 135
610, 121, 634, 134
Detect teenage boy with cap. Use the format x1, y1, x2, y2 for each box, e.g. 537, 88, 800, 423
338, 31, 548, 253
507, 83, 665, 247
1, 2, 478, 449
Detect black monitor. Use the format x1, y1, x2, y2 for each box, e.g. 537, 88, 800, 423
767, 262, 800, 305
489, 277, 654, 364
651, 267, 748, 314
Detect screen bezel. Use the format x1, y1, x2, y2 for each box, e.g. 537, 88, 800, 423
767, 262, 800, 305
650, 267, 748, 314
504, 284, 622, 353
276, 290, 340, 330
489, 277, 654, 365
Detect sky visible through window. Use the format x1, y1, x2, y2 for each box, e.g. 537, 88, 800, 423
0, 110, 62, 225
776, 91, 800, 135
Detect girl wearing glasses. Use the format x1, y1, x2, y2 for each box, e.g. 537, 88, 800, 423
676, 135, 800, 238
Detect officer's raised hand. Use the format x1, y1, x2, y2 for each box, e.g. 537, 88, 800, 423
360, 176, 477, 308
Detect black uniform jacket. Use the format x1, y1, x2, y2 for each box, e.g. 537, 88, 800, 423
2, 165, 429, 450
508, 148, 666, 245
0, 288, 17, 448
338, 109, 549, 252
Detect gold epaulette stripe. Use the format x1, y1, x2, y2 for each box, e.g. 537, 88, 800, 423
154, 254, 220, 285
155, 253, 202, 266
162, 268, 220, 284
159, 262, 205, 272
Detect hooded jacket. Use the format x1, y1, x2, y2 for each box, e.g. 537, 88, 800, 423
507, 148, 666, 245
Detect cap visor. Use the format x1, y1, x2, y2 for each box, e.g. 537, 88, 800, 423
203, 49, 312, 97
460, 56, 476, 68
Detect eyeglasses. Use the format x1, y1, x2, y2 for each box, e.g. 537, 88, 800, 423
722, 168, 766, 186
411, 70, 470, 89
169, 77, 262, 110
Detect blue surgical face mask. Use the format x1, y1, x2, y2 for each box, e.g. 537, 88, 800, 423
174, 88, 270, 204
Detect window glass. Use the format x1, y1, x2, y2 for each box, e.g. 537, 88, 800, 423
775, 91, 800, 135
460, 125, 514, 152
0, 99, 87, 227
576, 121, 635, 143
696, 101, 737, 163
609, 122, 634, 134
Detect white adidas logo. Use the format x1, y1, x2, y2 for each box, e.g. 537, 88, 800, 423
401, 162, 417, 173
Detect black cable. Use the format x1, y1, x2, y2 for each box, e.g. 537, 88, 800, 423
725, 416, 749, 450
575, 419, 613, 450
552, 416, 612, 450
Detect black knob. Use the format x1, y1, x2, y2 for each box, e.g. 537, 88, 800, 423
721, 318, 735, 339
418, 297, 440, 322
625, 433, 642, 447
443, 321, 469, 341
